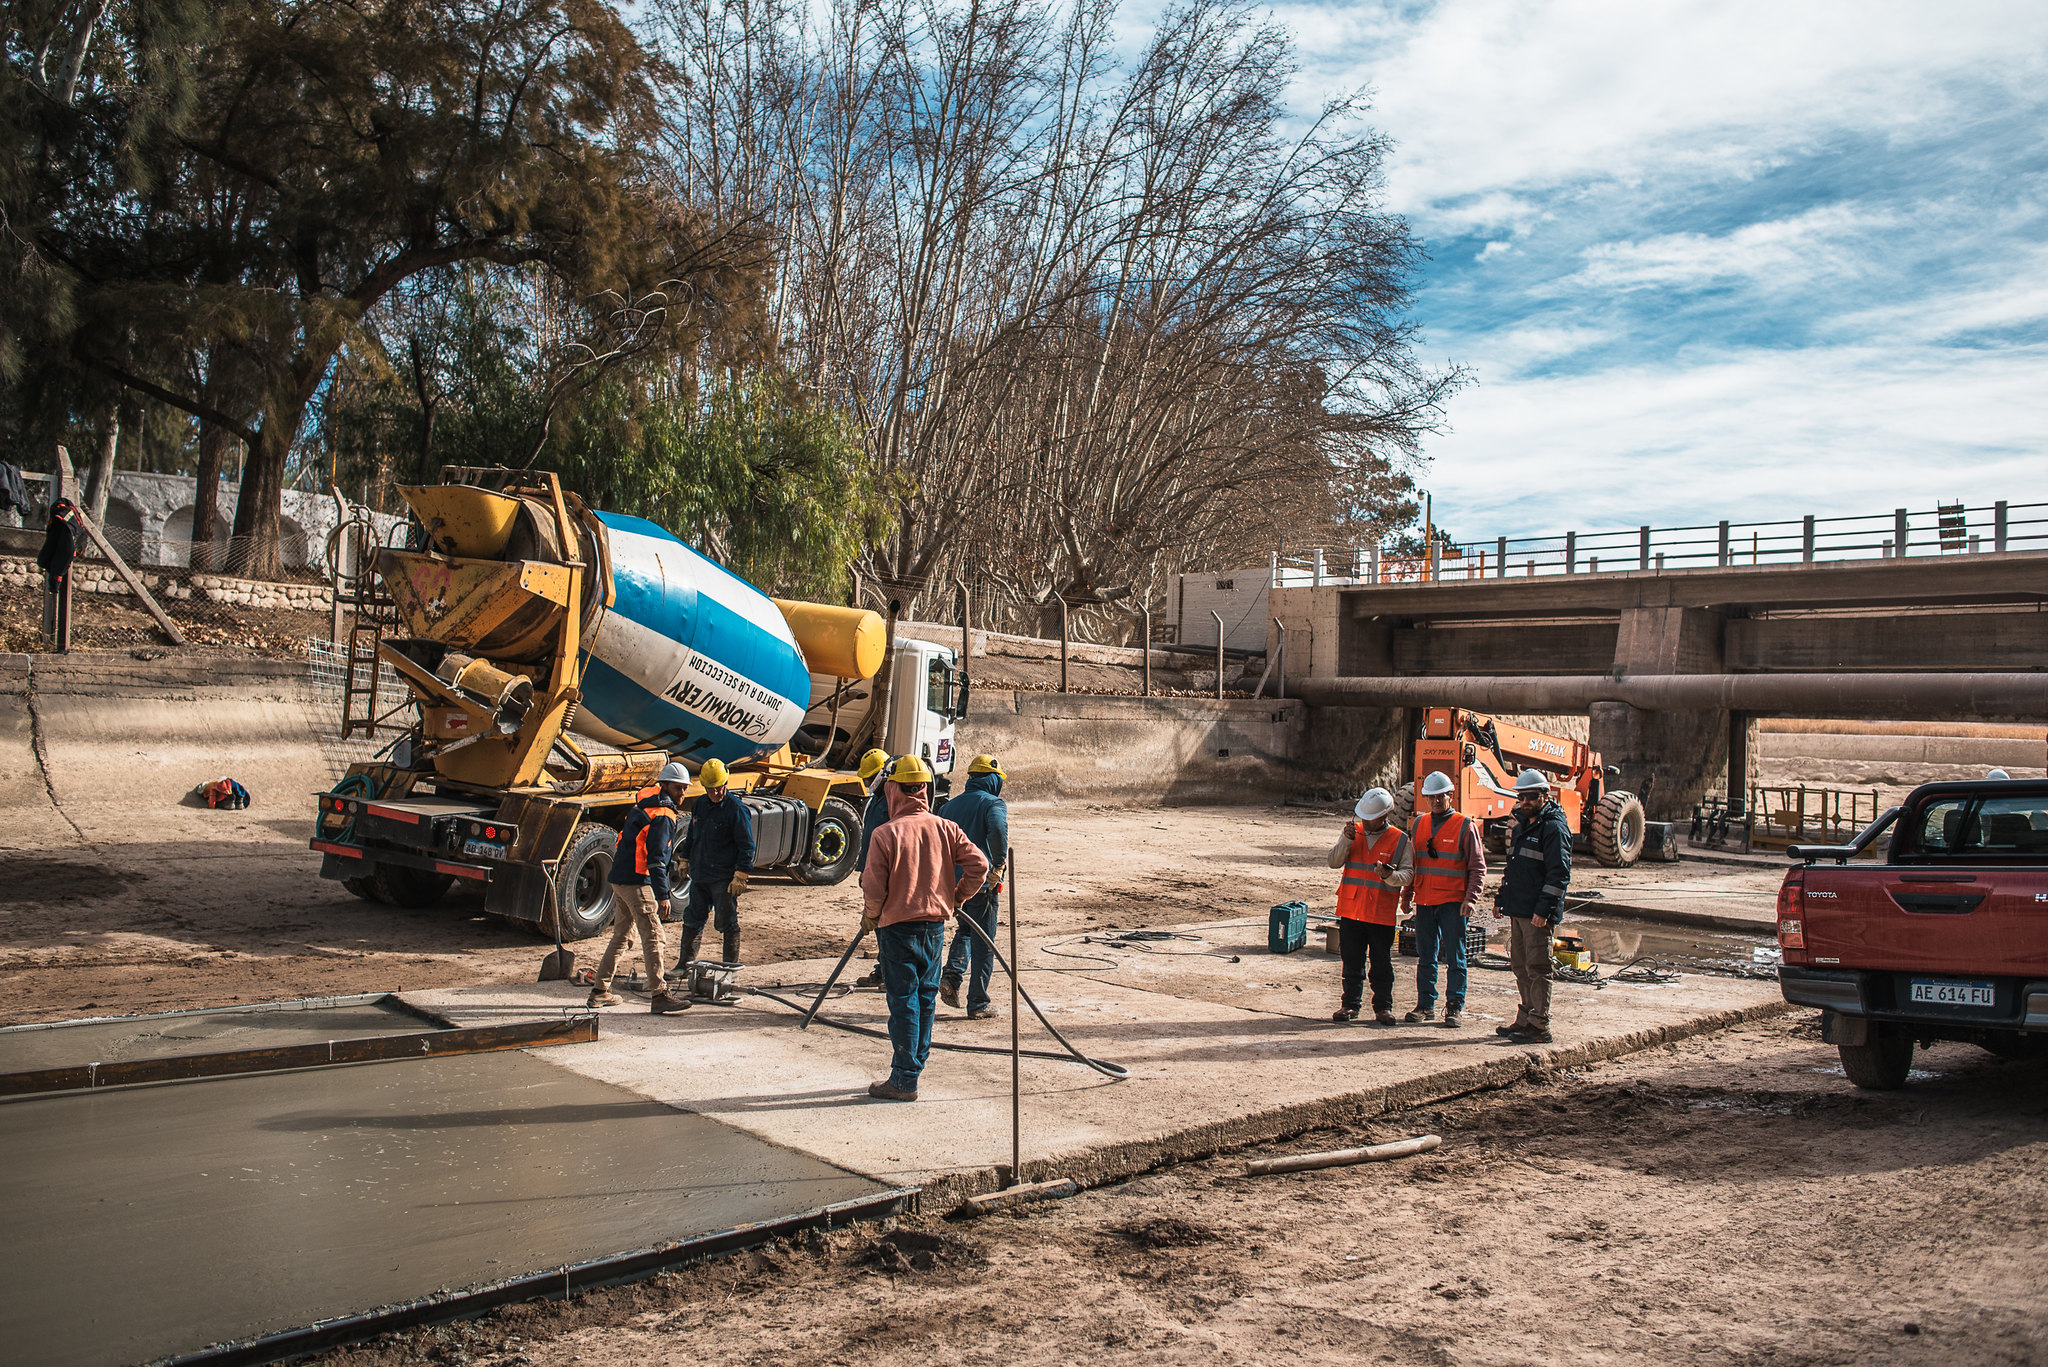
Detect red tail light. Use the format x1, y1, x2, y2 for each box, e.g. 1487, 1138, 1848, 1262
1776, 878, 1805, 949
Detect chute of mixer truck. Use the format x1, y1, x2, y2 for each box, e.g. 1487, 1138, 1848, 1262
310, 469, 968, 938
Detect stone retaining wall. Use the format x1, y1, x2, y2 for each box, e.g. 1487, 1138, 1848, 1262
0, 555, 334, 611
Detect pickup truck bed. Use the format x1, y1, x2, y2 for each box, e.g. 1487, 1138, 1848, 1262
1778, 777, 2048, 1089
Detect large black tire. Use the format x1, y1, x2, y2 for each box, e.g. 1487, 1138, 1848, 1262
792, 797, 861, 886
1839, 1027, 1915, 1090
368, 863, 454, 909
341, 875, 380, 903
1590, 790, 1647, 867
549, 822, 619, 941
1484, 820, 1510, 856
1392, 782, 1416, 833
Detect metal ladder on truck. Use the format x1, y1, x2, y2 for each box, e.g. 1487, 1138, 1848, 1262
329, 501, 404, 741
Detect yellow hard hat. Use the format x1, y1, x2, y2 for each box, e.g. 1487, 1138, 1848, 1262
968, 754, 1006, 777
890, 754, 935, 786
699, 758, 730, 788
857, 748, 890, 781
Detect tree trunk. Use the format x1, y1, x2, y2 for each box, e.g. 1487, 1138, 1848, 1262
83, 397, 119, 526
193, 421, 231, 572
230, 420, 295, 580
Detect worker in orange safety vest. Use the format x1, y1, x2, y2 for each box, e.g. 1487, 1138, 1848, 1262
1399, 770, 1488, 1029
1326, 786, 1413, 1025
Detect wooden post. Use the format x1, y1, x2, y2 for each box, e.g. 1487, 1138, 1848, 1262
53, 445, 185, 646
1141, 609, 1152, 698
1058, 598, 1069, 694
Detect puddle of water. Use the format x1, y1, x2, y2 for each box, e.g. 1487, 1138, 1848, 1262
1485, 914, 1778, 980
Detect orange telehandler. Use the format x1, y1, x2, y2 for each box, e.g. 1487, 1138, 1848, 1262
1392, 707, 1647, 867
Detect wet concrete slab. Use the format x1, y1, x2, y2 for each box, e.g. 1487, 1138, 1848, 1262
409, 918, 1785, 1204
0, 1049, 892, 1367
0, 994, 433, 1074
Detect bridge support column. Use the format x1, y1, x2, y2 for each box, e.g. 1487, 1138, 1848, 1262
1590, 606, 1735, 821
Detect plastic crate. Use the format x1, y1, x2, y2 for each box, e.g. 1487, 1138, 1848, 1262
1268, 900, 1309, 954
1399, 917, 1491, 959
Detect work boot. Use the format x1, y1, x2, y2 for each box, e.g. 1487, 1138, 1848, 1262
1331, 1007, 1359, 1023
722, 928, 741, 966
1495, 1023, 1523, 1037
1374, 1009, 1398, 1026
586, 987, 622, 1008
1403, 1007, 1436, 1023
855, 968, 883, 989
1442, 1010, 1464, 1029
650, 992, 692, 1015
940, 976, 963, 1009
867, 1079, 918, 1102
966, 1006, 999, 1021
1507, 1026, 1553, 1044
675, 928, 704, 973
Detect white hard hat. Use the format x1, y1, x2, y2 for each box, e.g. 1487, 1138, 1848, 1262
1355, 787, 1395, 820
1420, 771, 1455, 797
1988, 768, 2011, 780
657, 760, 691, 785
1514, 769, 1551, 793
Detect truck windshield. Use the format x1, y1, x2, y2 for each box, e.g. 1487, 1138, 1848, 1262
925, 657, 965, 719
1913, 795, 2048, 856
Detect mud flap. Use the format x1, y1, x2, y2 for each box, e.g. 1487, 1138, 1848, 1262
1821, 1010, 1869, 1046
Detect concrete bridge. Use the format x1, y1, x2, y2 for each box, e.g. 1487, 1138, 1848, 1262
1270, 550, 2048, 818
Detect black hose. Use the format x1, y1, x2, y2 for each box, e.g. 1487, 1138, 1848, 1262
948, 906, 1129, 1080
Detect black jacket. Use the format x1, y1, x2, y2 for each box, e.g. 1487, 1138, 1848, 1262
610, 790, 681, 898
1497, 800, 1572, 922
680, 791, 756, 882
37, 514, 75, 577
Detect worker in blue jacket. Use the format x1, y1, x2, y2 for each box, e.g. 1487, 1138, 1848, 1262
939, 755, 1010, 1018
675, 758, 755, 973
1495, 769, 1573, 1045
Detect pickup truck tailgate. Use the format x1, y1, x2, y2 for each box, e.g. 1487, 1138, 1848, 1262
1800, 866, 2048, 976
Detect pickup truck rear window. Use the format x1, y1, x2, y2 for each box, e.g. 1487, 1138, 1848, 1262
1911, 795, 2048, 857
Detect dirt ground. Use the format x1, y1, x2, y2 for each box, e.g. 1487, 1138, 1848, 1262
0, 798, 1785, 1027
306, 1013, 2048, 1367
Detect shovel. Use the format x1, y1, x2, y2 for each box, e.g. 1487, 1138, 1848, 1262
537, 885, 576, 982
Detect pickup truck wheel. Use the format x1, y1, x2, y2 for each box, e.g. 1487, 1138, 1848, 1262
548, 822, 618, 941
1393, 783, 1415, 832
792, 797, 862, 886
1839, 1026, 1914, 1090
368, 863, 454, 909
1590, 791, 1647, 867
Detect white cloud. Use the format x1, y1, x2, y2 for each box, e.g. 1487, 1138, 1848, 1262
1420, 342, 2048, 538
1827, 243, 2048, 341
1563, 202, 1889, 291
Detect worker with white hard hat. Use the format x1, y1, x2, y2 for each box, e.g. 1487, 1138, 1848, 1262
1326, 785, 1414, 1025
1494, 768, 1573, 1044
590, 759, 693, 1015
1401, 770, 1489, 1029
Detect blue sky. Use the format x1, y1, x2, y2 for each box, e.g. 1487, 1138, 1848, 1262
1268, 0, 2048, 540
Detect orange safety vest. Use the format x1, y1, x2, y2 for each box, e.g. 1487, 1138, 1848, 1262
1336, 823, 1408, 924
1411, 811, 1471, 906
619, 786, 680, 875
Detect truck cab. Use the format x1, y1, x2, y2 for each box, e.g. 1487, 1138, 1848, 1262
1778, 778, 2048, 1088
804, 638, 968, 780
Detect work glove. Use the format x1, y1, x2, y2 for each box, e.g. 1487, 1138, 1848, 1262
728, 870, 749, 895
861, 909, 880, 935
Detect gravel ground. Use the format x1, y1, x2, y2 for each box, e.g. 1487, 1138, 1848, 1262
311, 1013, 2048, 1367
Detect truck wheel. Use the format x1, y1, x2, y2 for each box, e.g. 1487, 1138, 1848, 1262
1839, 1026, 1915, 1090
792, 797, 861, 886
368, 863, 454, 909
549, 822, 618, 941
341, 875, 380, 902
1393, 783, 1415, 832
1590, 791, 1647, 867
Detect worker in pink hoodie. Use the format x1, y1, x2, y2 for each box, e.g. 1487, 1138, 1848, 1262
858, 754, 989, 1101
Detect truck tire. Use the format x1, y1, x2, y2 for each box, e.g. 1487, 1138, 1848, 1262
549, 822, 619, 941
1393, 783, 1415, 832
368, 863, 454, 909
1590, 790, 1647, 867
1839, 1026, 1914, 1090
790, 797, 861, 886
341, 875, 379, 902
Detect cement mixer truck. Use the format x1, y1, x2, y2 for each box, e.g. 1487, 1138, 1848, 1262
309, 469, 967, 939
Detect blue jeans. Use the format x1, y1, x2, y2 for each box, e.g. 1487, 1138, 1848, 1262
943, 889, 1000, 1013
681, 876, 738, 934
877, 920, 946, 1090
1412, 903, 1468, 1012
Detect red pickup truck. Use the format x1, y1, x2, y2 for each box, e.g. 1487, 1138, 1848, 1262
1777, 778, 2048, 1089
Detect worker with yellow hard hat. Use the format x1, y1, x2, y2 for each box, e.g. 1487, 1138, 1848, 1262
672, 755, 755, 981
938, 755, 1008, 1018
858, 751, 989, 1101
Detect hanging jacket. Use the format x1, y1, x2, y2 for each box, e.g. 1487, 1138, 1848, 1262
1407, 810, 1487, 912
610, 787, 682, 898
861, 783, 989, 927
1329, 821, 1413, 924
680, 790, 755, 884
939, 771, 1007, 883
0, 462, 31, 518
37, 513, 75, 577
1498, 800, 1572, 922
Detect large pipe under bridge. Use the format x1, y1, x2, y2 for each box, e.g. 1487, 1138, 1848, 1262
1297, 672, 2047, 722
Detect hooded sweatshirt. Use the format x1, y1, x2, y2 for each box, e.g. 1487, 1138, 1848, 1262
860, 783, 989, 927
939, 772, 1007, 880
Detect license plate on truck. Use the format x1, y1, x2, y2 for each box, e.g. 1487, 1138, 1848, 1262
462, 839, 507, 861
1910, 979, 1995, 1007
